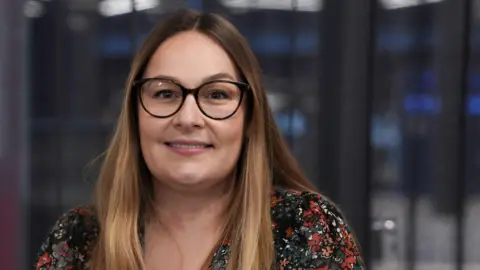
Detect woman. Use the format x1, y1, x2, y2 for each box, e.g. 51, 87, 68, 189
35, 10, 364, 270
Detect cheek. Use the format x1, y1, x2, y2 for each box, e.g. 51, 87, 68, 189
137, 110, 168, 144
138, 111, 152, 142
225, 124, 243, 145
218, 112, 245, 152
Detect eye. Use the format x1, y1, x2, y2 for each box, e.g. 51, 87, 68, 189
153, 90, 179, 99
207, 90, 231, 100
142, 79, 182, 100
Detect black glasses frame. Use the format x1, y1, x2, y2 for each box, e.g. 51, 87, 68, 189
133, 78, 250, 120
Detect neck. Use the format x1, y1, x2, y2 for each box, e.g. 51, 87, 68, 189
151, 179, 234, 234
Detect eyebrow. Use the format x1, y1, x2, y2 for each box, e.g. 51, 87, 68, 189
149, 72, 236, 84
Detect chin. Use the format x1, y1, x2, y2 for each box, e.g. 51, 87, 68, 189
166, 171, 231, 191
163, 169, 210, 185
172, 174, 207, 186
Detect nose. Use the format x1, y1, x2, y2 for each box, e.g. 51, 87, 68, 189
171, 94, 205, 130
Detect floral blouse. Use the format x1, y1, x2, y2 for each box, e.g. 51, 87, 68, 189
35, 188, 365, 269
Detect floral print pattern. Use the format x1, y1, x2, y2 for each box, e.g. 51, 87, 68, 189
35, 188, 365, 269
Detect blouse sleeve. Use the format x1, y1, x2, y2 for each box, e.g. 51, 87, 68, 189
301, 193, 365, 270
35, 207, 98, 270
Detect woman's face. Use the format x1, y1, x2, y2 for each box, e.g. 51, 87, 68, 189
138, 31, 246, 191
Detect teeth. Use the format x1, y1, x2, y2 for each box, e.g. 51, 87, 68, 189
169, 144, 207, 149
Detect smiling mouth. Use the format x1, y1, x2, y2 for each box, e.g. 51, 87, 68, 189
165, 142, 214, 149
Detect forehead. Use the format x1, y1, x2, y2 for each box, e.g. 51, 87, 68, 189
143, 31, 238, 86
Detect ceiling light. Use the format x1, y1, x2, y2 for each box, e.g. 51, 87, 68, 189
98, 0, 158, 17
220, 0, 323, 12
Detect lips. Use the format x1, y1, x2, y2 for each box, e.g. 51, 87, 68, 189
164, 141, 214, 149
164, 141, 213, 156
166, 143, 212, 149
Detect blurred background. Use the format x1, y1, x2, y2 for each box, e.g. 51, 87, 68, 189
1, 0, 479, 269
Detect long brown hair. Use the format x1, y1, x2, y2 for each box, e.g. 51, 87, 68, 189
90, 9, 317, 270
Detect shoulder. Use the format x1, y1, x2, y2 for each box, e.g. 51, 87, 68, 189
271, 187, 365, 269
35, 206, 99, 270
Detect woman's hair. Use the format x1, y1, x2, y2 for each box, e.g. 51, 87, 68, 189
90, 9, 317, 270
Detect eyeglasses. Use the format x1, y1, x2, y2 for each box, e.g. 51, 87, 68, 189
133, 78, 250, 120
